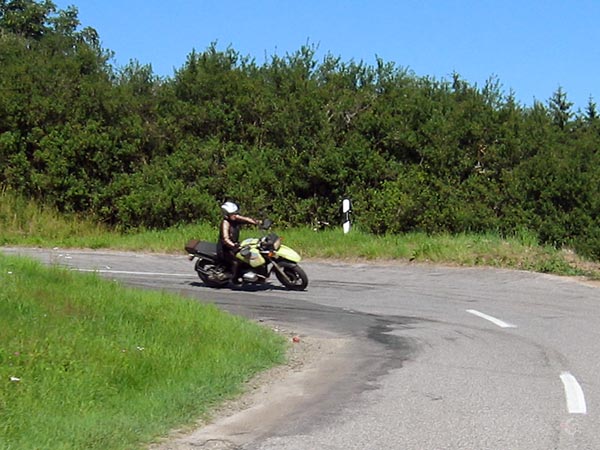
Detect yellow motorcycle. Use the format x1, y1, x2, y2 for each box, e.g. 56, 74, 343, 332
185, 220, 308, 290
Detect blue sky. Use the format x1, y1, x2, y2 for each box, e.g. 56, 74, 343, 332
54, 0, 599, 111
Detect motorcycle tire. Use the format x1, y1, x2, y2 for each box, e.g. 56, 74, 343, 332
275, 262, 308, 291
195, 260, 229, 288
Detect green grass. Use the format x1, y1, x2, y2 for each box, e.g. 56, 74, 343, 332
1, 190, 599, 448
283, 227, 585, 275
1, 187, 596, 277
0, 190, 107, 246
0, 254, 286, 450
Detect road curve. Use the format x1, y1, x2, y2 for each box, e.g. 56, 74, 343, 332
3, 246, 600, 450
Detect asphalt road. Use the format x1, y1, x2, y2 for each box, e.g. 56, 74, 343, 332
3, 246, 600, 449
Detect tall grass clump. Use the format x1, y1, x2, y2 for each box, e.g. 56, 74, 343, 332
1, 189, 593, 277
0, 253, 286, 450
0, 189, 108, 246
279, 226, 586, 276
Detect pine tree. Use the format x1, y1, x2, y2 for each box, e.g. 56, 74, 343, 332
548, 86, 573, 130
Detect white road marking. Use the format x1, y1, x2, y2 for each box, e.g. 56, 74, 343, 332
560, 372, 587, 414
466, 309, 517, 328
75, 268, 191, 277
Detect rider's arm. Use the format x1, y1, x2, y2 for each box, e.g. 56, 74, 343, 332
231, 214, 259, 226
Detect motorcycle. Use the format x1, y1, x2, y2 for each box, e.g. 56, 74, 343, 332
184, 220, 308, 291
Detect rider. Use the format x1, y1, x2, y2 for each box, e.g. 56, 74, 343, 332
218, 202, 260, 284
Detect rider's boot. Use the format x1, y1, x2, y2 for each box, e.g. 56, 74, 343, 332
231, 260, 242, 285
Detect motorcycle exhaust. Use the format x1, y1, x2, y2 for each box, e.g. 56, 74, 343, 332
242, 272, 259, 282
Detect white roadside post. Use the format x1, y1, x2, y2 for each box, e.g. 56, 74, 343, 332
342, 198, 352, 234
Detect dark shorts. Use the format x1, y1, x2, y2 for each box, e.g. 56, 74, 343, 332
217, 242, 237, 263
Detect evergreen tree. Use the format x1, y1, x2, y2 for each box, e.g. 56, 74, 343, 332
585, 96, 598, 123
548, 86, 573, 130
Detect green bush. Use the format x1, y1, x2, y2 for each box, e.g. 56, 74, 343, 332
1, 1, 600, 258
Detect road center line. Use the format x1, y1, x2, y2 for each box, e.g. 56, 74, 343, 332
560, 372, 587, 414
466, 309, 517, 328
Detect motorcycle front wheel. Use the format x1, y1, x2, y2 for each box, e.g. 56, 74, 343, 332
275, 262, 308, 291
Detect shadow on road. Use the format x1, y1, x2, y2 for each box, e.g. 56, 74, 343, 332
188, 281, 291, 292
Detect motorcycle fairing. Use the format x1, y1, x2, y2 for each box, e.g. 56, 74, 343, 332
276, 245, 301, 263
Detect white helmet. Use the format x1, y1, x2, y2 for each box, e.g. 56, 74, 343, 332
221, 201, 239, 217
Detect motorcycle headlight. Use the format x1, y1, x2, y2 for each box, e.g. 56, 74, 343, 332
262, 233, 281, 251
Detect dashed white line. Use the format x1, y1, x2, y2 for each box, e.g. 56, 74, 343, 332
466, 309, 517, 328
560, 372, 587, 414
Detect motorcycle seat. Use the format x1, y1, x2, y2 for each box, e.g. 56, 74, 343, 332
185, 240, 218, 258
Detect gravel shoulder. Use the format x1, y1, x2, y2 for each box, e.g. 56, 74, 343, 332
149, 327, 353, 450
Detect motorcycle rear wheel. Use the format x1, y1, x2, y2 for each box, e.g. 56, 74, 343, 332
195, 260, 229, 288
275, 263, 308, 291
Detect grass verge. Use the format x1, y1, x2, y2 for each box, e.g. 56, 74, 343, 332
2, 189, 597, 278
0, 253, 286, 450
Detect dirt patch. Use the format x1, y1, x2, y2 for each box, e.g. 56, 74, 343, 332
149, 327, 351, 450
